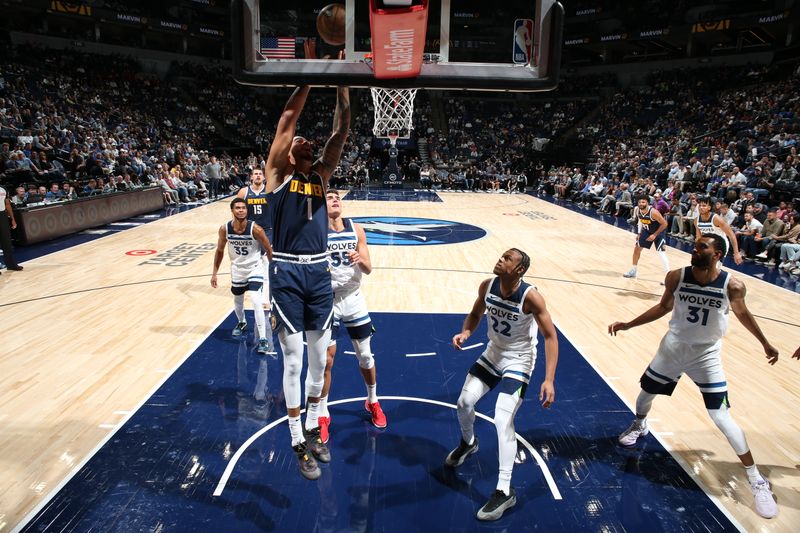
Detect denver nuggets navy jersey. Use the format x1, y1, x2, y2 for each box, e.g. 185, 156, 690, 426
484, 277, 538, 353
269, 172, 327, 255
668, 267, 731, 344
328, 218, 361, 292
637, 206, 658, 234
244, 186, 271, 238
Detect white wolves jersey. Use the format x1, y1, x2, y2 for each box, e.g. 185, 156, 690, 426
227, 220, 261, 273
328, 218, 362, 292
696, 212, 729, 252
668, 267, 731, 344
484, 277, 538, 353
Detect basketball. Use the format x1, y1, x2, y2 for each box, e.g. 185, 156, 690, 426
316, 3, 345, 46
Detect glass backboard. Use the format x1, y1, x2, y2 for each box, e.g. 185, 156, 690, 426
232, 0, 563, 91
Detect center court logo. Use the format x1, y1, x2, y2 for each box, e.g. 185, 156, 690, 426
351, 217, 486, 246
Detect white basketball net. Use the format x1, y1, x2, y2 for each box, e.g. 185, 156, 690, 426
370, 87, 418, 140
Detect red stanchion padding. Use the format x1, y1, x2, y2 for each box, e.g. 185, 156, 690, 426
369, 0, 428, 79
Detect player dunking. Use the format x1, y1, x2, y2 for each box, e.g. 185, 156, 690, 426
623, 195, 670, 280
609, 233, 779, 519
312, 190, 387, 444
211, 198, 273, 354
237, 167, 274, 345
265, 81, 350, 480
448, 249, 559, 521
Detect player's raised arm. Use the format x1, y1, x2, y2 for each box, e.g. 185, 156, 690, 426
727, 277, 779, 365
453, 279, 490, 349
266, 86, 311, 192
609, 269, 680, 335
313, 84, 350, 184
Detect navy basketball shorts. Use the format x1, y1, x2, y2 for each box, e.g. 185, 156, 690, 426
638, 231, 665, 250
269, 260, 333, 333
269, 261, 333, 333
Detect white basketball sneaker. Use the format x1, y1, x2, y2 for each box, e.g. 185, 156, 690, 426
750, 479, 778, 519
618, 419, 649, 446
622, 268, 637, 278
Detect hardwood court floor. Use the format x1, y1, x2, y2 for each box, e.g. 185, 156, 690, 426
1, 192, 797, 532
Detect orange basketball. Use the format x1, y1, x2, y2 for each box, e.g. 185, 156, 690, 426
316, 3, 346, 46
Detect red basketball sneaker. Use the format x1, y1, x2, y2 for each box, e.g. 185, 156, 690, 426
365, 400, 387, 428
318, 416, 330, 444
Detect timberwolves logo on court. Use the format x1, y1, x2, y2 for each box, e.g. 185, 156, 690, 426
351, 217, 486, 246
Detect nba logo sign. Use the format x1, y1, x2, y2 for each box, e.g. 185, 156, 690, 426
512, 19, 533, 65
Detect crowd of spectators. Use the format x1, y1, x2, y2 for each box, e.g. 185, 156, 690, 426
3, 41, 799, 281
0, 44, 261, 209
537, 61, 800, 276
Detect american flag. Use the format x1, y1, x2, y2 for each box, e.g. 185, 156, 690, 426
260, 36, 295, 59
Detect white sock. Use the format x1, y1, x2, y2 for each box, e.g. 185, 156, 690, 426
319, 395, 329, 417
630, 265, 637, 272
366, 384, 378, 403
306, 401, 320, 430
658, 250, 670, 272
288, 415, 304, 446
745, 464, 764, 484
233, 294, 245, 322
496, 480, 511, 495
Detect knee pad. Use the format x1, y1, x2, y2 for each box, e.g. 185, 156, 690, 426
280, 331, 304, 379
280, 331, 305, 408
351, 337, 374, 370
250, 287, 264, 308
457, 374, 490, 411
493, 392, 521, 433
457, 382, 483, 412
707, 403, 749, 456
305, 329, 331, 370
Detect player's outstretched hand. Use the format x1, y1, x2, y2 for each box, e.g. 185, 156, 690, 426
303, 38, 317, 59
304, 38, 339, 60
452, 333, 469, 350
608, 322, 628, 336
539, 380, 555, 408
764, 343, 779, 365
